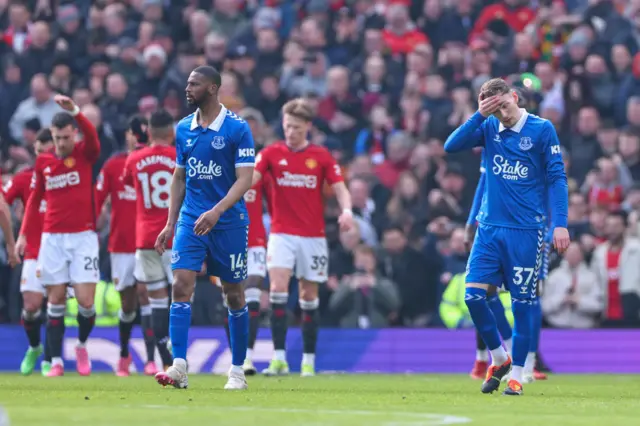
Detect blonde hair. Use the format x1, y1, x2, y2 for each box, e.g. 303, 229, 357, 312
282, 98, 314, 122
479, 78, 511, 99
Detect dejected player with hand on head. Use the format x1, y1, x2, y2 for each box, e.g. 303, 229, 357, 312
253, 98, 354, 377
154, 65, 255, 390
444, 78, 569, 396
19, 95, 101, 377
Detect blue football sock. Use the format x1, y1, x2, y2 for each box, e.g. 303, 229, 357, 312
465, 287, 502, 352
169, 302, 192, 360
511, 299, 532, 368
229, 305, 249, 367
487, 294, 512, 341
529, 298, 542, 354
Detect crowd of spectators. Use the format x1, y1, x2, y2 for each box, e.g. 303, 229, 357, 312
1, 0, 640, 329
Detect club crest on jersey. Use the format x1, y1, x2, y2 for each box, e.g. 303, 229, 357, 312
519, 137, 533, 151
64, 157, 76, 168
305, 158, 317, 169
185, 138, 194, 147
211, 136, 225, 150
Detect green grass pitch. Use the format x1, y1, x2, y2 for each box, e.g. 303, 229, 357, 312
0, 374, 636, 426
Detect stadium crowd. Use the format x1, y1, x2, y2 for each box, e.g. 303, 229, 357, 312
1, 0, 640, 329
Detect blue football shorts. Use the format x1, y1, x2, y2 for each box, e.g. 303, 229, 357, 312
466, 223, 544, 299
171, 222, 248, 283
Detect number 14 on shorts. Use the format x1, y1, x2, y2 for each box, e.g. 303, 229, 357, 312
229, 253, 247, 280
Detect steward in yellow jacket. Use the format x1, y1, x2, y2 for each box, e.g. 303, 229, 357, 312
66, 281, 121, 327
439, 273, 514, 329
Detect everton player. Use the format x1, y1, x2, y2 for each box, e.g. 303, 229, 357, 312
464, 154, 513, 380
445, 78, 569, 395
155, 66, 255, 390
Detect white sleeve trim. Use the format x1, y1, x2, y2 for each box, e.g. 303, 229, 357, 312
235, 162, 255, 168
176, 164, 185, 168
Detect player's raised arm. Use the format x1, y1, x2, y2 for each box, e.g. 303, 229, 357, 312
541, 121, 570, 252
444, 92, 500, 153
54, 95, 101, 162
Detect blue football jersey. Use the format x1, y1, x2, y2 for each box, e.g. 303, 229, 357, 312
446, 109, 568, 230
175, 105, 255, 229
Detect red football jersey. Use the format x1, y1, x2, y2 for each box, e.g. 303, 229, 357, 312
3, 168, 44, 260
244, 178, 266, 248
21, 113, 100, 242
255, 142, 343, 237
95, 153, 137, 253
122, 144, 176, 250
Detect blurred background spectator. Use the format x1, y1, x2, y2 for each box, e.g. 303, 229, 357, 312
0, 0, 639, 330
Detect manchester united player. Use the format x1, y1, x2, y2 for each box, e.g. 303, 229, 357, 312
5, 129, 52, 375
122, 110, 176, 369
242, 177, 268, 375
20, 95, 101, 377
253, 98, 354, 376
95, 116, 159, 376
0, 176, 19, 269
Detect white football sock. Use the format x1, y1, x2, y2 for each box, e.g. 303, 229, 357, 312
476, 350, 489, 362
274, 350, 286, 362
246, 348, 253, 361
302, 353, 315, 366
524, 352, 536, 374
503, 338, 513, 355
511, 366, 524, 383
490, 346, 508, 366
173, 358, 187, 371
229, 365, 244, 375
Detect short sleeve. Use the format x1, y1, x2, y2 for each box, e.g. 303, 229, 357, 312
254, 146, 270, 175
235, 123, 255, 168
175, 124, 187, 168
323, 150, 343, 185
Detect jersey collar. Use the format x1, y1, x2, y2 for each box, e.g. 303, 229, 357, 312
498, 108, 528, 133
190, 104, 227, 131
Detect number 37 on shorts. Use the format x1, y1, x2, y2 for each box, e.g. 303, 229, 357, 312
465, 224, 544, 298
